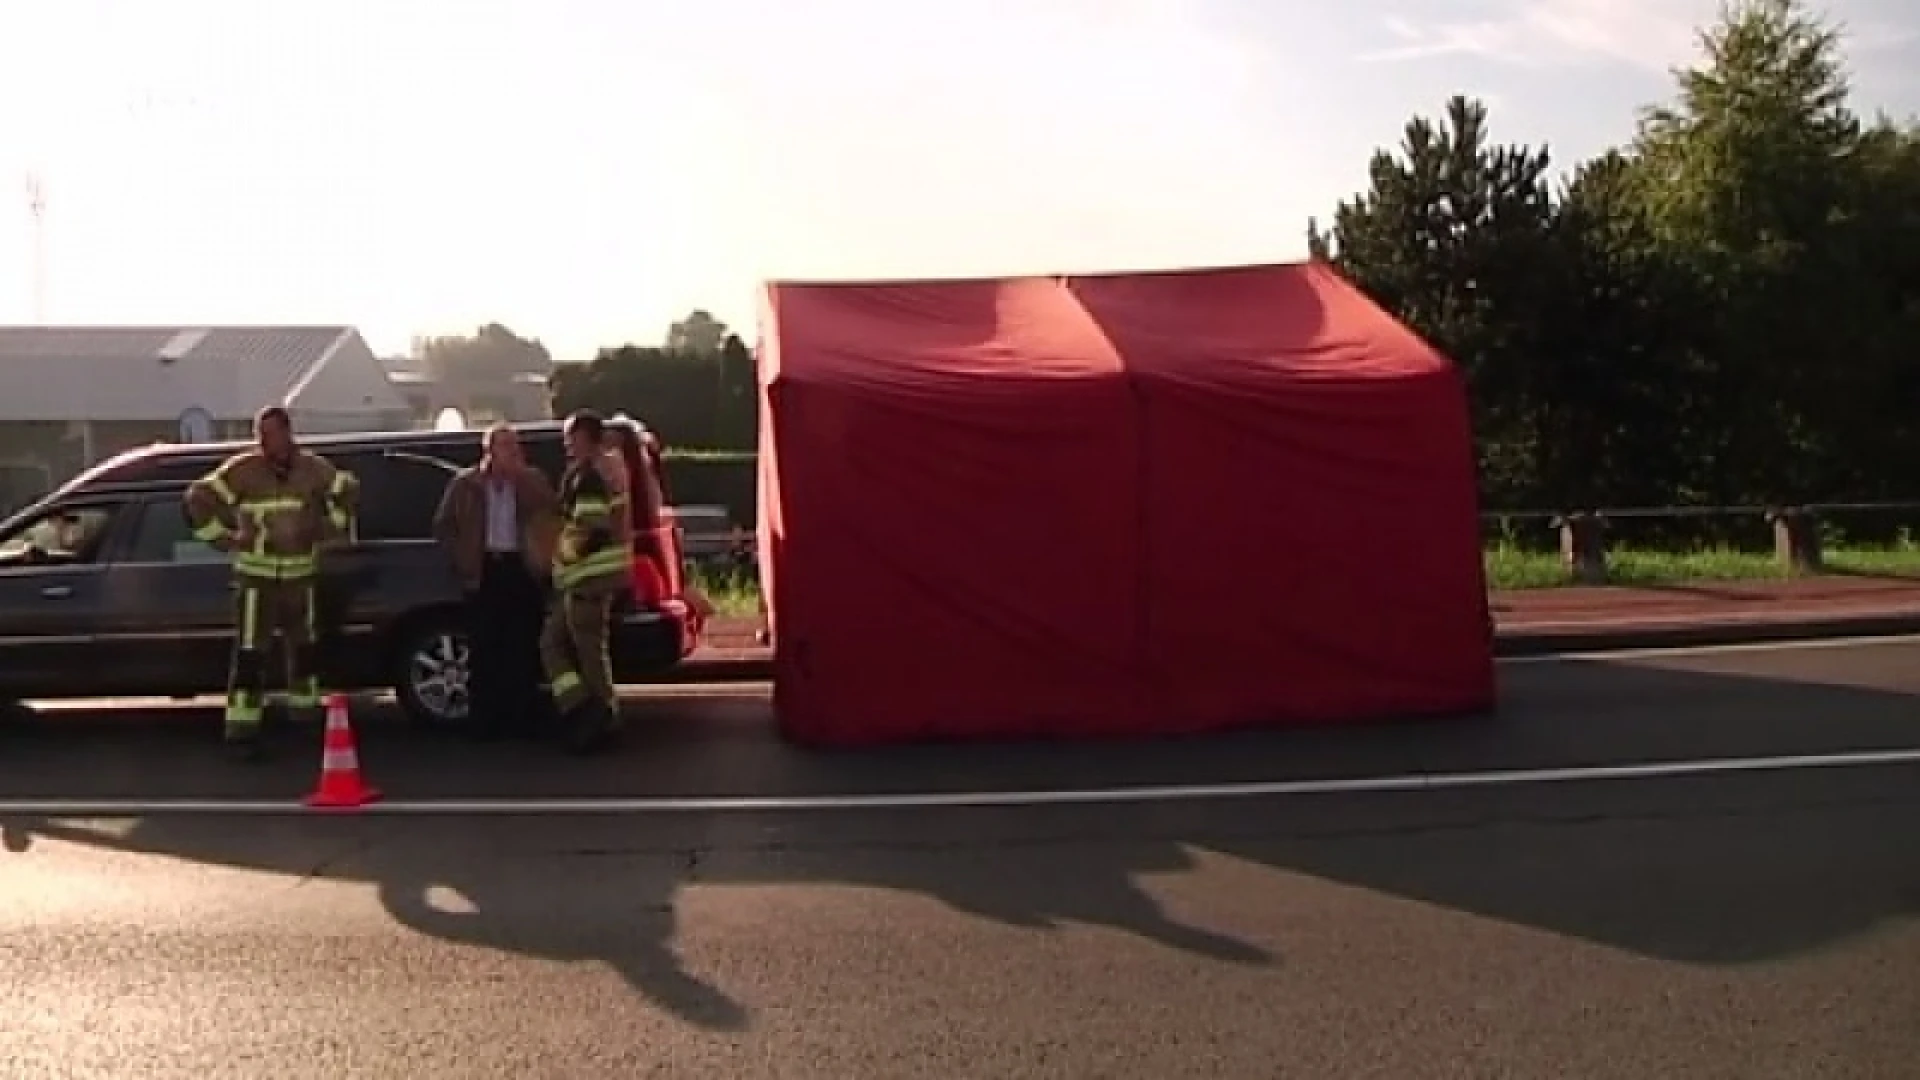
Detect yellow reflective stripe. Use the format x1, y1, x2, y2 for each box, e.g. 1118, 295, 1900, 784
193, 519, 230, 542
571, 497, 610, 514
234, 552, 316, 568
240, 588, 260, 649
558, 545, 628, 572
554, 547, 628, 590
209, 474, 236, 504
233, 554, 317, 577
549, 671, 582, 699
555, 564, 619, 591
329, 472, 351, 495
328, 508, 350, 530
240, 497, 307, 514
234, 564, 317, 577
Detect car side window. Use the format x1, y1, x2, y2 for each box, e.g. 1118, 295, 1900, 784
122, 498, 229, 565
523, 439, 566, 485
0, 505, 121, 569
350, 453, 460, 542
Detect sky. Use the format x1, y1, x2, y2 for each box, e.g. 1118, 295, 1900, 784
0, 0, 1915, 362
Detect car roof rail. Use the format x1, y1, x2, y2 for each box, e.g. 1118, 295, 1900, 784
90, 479, 189, 495
54, 419, 579, 497
381, 448, 462, 473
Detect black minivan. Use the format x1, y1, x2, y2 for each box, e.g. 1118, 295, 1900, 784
0, 421, 697, 725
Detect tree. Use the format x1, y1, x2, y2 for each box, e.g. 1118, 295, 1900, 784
1317, 95, 1561, 504
1632, 0, 1858, 249
1305, 217, 1332, 261
1307, 0, 1920, 515
666, 310, 729, 356
713, 333, 757, 447
1828, 119, 1920, 497
1626, 0, 1869, 500
416, 323, 553, 384
548, 311, 758, 449
1530, 151, 1710, 506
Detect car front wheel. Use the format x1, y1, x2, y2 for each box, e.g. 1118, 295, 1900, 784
393, 617, 471, 728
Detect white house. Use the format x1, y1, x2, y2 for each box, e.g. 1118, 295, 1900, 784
0, 325, 415, 511
379, 353, 553, 426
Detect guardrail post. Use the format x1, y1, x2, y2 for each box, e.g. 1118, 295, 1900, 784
1767, 506, 1823, 575
1553, 511, 1608, 585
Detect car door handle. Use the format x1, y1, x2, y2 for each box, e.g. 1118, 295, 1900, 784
40, 584, 71, 599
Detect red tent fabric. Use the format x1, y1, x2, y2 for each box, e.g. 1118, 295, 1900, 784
758, 262, 1494, 746
757, 279, 1150, 742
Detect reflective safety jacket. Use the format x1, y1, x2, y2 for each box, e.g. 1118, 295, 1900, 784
553, 455, 631, 593
183, 449, 359, 582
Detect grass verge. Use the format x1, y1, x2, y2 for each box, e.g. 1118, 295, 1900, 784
685, 563, 764, 618
1484, 543, 1920, 588
687, 543, 1920, 619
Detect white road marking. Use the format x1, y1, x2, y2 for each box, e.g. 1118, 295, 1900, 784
25, 632, 1920, 713
1501, 630, 1920, 664
1505, 611, 1913, 632
673, 628, 1920, 673
23, 682, 773, 712
0, 747, 1915, 817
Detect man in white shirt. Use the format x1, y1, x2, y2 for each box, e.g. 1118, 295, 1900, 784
432, 423, 558, 738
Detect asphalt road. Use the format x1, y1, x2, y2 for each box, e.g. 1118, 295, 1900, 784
2, 638, 1918, 1078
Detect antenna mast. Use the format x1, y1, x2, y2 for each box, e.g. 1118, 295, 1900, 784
25, 171, 46, 323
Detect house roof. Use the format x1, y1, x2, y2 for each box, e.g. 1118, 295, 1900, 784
0, 325, 389, 423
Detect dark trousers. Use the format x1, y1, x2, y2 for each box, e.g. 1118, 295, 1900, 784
540, 585, 618, 720
468, 552, 546, 734
226, 578, 320, 740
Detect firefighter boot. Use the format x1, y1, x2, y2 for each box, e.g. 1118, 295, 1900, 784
225, 726, 266, 763
563, 698, 620, 756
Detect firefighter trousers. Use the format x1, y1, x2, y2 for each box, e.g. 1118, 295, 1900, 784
540, 583, 617, 721
226, 577, 321, 739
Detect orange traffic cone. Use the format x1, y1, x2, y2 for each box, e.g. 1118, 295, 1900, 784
305, 693, 381, 810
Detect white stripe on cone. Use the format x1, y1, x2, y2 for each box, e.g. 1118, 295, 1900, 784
319, 698, 360, 776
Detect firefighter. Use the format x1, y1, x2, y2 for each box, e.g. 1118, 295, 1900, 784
183, 405, 359, 760
540, 409, 632, 754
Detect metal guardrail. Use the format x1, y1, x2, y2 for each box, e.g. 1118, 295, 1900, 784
1480, 500, 1920, 585
699, 501, 1920, 540
1482, 500, 1920, 522
691, 501, 1920, 588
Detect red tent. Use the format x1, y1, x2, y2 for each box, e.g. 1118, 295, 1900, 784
757, 262, 1493, 746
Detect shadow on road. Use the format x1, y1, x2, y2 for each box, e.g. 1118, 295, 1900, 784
3, 651, 1919, 1020
370, 840, 753, 1031
0, 811, 758, 1030
0, 809, 1272, 1031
